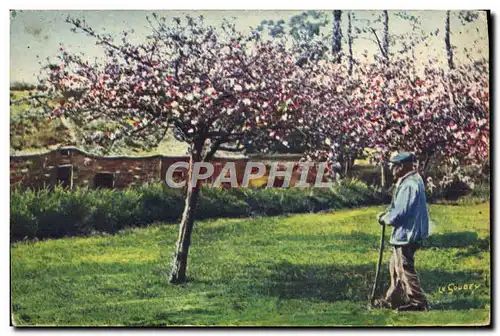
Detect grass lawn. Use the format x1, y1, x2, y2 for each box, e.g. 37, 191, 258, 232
11, 203, 490, 326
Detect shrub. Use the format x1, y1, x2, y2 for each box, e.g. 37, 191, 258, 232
10, 180, 388, 241
241, 188, 311, 216
425, 169, 490, 204
197, 187, 250, 219
138, 183, 184, 223
10, 189, 38, 240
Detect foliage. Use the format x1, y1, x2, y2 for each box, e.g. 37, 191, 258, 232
253, 12, 489, 181
256, 19, 286, 38
361, 56, 489, 180
196, 187, 250, 219
41, 15, 306, 158
426, 168, 490, 204
10, 82, 36, 91
11, 203, 490, 326
257, 11, 330, 63
296, 59, 371, 176
256, 10, 329, 44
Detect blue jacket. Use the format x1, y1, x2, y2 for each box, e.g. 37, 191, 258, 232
381, 171, 429, 245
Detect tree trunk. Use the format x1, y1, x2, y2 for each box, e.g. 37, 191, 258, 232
332, 10, 342, 63
382, 10, 389, 60
380, 11, 390, 188
347, 12, 354, 75
445, 11, 454, 70
421, 152, 434, 178
169, 142, 203, 284
380, 160, 387, 190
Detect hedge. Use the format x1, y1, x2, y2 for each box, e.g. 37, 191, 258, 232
10, 179, 390, 241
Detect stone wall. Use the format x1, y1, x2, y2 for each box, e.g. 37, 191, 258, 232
11, 147, 163, 189
11, 147, 327, 190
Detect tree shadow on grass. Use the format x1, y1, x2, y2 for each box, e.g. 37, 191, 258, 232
197, 228, 490, 309
247, 261, 489, 310
431, 298, 490, 310
267, 232, 387, 254
126, 308, 218, 326
424, 232, 490, 250
419, 268, 490, 310
277, 231, 491, 252
258, 262, 376, 302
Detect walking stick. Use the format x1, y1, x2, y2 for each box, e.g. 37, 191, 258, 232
369, 222, 386, 306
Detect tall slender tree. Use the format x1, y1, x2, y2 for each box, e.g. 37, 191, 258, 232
445, 10, 454, 70
332, 10, 342, 63
379, 10, 390, 188
382, 10, 389, 60
347, 12, 354, 75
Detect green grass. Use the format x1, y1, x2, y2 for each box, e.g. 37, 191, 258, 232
11, 203, 490, 326
10, 90, 188, 156
10, 90, 74, 153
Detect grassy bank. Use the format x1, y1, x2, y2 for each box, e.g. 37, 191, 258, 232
11, 203, 490, 326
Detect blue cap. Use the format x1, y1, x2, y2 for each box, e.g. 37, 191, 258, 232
389, 152, 416, 164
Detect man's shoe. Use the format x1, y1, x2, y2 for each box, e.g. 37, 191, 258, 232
397, 303, 428, 312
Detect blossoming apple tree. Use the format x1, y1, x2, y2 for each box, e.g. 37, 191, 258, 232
42, 14, 307, 283
295, 58, 371, 177
363, 56, 489, 180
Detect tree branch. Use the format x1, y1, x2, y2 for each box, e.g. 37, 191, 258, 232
219, 144, 245, 152
369, 27, 387, 59
203, 138, 223, 161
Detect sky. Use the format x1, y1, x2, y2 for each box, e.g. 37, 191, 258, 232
9, 10, 489, 83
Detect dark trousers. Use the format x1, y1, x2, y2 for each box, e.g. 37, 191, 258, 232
385, 244, 428, 308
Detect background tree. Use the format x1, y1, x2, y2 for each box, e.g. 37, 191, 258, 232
444, 10, 480, 71
339, 11, 369, 75
257, 10, 330, 63
295, 55, 372, 177
255, 18, 286, 39
382, 10, 389, 60
352, 10, 389, 60
393, 11, 430, 61
332, 10, 342, 63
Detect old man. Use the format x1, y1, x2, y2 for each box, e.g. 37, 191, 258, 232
374, 152, 430, 312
